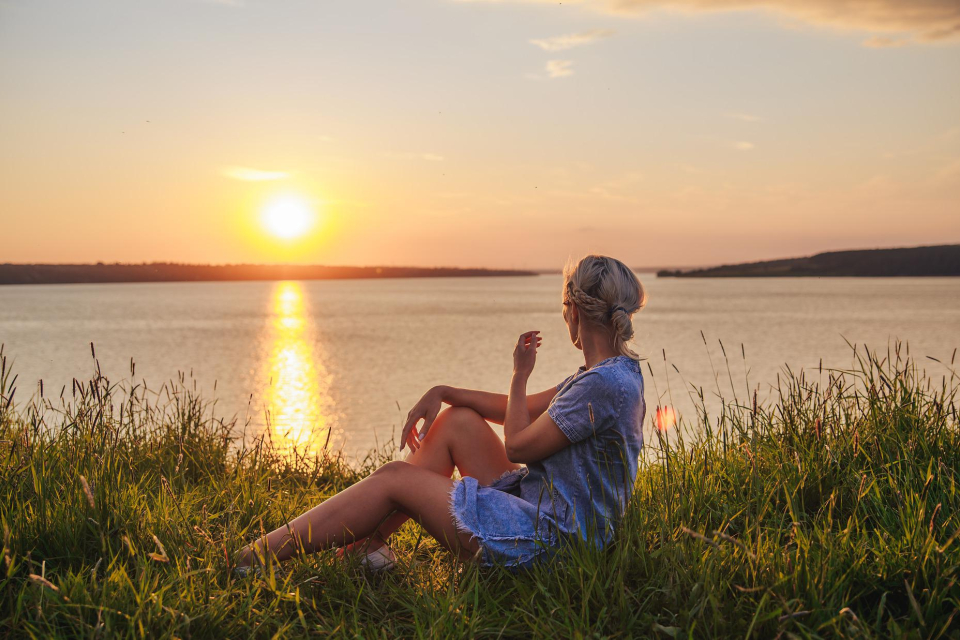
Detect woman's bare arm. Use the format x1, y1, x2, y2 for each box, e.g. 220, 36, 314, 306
401, 332, 564, 453
400, 384, 558, 452
502, 331, 570, 463
438, 385, 557, 425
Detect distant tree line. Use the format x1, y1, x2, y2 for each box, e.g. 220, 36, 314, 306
0, 263, 538, 285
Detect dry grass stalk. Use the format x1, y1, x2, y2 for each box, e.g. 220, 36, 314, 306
28, 574, 58, 592
149, 535, 169, 563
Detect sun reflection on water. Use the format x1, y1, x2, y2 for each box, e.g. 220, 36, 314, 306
264, 281, 336, 453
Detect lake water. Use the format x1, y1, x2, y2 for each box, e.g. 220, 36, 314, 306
1, 275, 958, 458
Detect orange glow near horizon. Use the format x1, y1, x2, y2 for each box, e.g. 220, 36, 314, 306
265, 281, 336, 453
2, 1, 957, 268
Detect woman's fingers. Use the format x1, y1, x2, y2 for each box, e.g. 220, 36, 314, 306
406, 425, 420, 452
400, 413, 421, 452
421, 407, 438, 438
519, 331, 540, 348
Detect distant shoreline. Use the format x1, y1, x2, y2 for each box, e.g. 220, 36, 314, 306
657, 244, 960, 278
534, 267, 684, 275
0, 263, 538, 286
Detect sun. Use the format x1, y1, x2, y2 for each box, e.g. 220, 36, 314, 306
261, 195, 315, 240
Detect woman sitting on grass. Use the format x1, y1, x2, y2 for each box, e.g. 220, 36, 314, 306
237, 254, 647, 572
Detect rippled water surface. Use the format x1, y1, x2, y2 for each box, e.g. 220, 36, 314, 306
1, 275, 958, 457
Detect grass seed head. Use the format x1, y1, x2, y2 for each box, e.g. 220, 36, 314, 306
79, 475, 95, 509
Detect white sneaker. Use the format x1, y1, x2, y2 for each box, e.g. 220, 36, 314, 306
360, 545, 396, 573
233, 564, 262, 578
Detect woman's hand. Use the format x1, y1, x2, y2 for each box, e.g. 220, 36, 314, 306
400, 386, 445, 452
513, 331, 541, 380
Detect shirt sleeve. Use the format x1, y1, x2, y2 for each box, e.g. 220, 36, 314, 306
547, 369, 619, 444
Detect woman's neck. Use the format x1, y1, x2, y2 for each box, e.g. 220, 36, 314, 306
579, 328, 619, 370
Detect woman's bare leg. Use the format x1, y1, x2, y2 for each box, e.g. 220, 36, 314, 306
238, 461, 479, 567
238, 408, 518, 568
343, 407, 519, 555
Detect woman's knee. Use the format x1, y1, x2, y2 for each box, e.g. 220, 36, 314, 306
372, 460, 412, 478
414, 408, 496, 464
430, 406, 486, 440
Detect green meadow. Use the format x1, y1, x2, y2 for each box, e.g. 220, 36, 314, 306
1, 344, 957, 638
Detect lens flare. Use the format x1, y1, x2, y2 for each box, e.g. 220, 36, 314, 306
655, 406, 677, 432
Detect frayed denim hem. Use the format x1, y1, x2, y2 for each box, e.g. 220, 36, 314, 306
448, 479, 490, 565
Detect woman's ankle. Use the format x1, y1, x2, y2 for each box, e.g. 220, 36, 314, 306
340, 537, 388, 558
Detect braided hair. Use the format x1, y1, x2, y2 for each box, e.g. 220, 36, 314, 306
563, 255, 647, 360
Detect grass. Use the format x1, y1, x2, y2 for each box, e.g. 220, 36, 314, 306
1, 342, 958, 638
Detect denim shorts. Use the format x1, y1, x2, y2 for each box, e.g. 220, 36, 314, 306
449, 468, 563, 569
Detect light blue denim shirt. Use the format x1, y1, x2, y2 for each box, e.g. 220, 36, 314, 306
528, 354, 645, 543
450, 355, 645, 567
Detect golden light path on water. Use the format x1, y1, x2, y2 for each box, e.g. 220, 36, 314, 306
264, 281, 336, 454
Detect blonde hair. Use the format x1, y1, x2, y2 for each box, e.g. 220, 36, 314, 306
563, 255, 647, 360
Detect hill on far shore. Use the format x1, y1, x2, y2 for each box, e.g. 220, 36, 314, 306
658, 244, 960, 278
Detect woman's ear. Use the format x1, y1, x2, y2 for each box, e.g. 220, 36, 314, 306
571, 304, 583, 350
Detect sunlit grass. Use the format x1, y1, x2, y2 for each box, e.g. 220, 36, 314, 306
0, 342, 957, 638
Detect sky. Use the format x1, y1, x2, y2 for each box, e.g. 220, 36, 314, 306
1, 0, 959, 269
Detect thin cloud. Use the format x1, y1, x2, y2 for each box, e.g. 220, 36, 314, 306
546, 60, 575, 78
733, 141, 755, 151
384, 152, 445, 161
726, 112, 762, 122
854, 174, 894, 195
862, 35, 908, 47
589, 171, 643, 203
221, 166, 289, 181
589, 186, 640, 203
932, 158, 960, 184
530, 29, 615, 51
459, 0, 960, 44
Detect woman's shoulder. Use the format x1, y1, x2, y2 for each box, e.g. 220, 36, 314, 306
594, 355, 643, 384
601, 358, 644, 424
554, 356, 640, 395
560, 356, 642, 400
